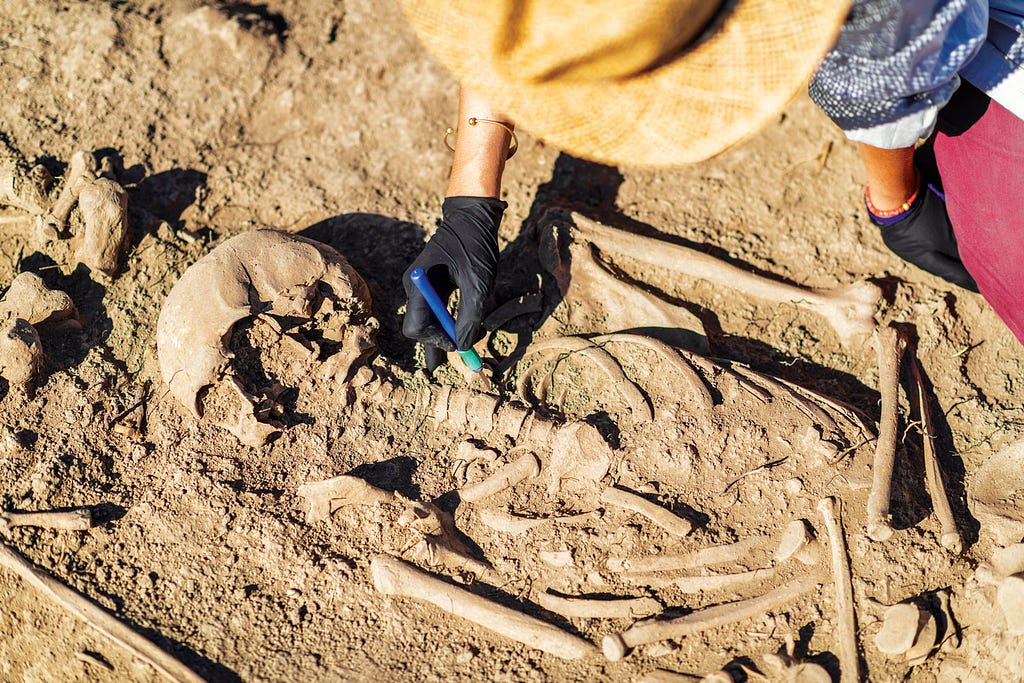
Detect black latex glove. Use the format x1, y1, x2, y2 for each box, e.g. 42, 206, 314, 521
402, 196, 506, 370
870, 179, 979, 292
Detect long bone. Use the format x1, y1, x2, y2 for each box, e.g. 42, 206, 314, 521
606, 534, 770, 574
908, 351, 963, 553
536, 590, 661, 619
0, 541, 204, 683
0, 508, 92, 532
817, 497, 862, 683
477, 508, 595, 535
538, 222, 708, 352
866, 324, 907, 541
370, 554, 597, 660
459, 451, 541, 503
600, 485, 693, 538
601, 572, 821, 661
567, 213, 880, 346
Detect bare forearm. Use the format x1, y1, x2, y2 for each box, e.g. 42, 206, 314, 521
858, 143, 918, 211
446, 88, 514, 198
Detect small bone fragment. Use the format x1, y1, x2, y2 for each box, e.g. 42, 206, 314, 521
607, 535, 769, 573
997, 574, 1024, 635
866, 324, 907, 542
399, 499, 491, 576
370, 554, 597, 659
775, 520, 821, 566
600, 486, 692, 538
538, 550, 573, 567
450, 440, 498, 485
77, 178, 130, 275
459, 451, 541, 503
909, 354, 963, 553
637, 671, 703, 683
0, 317, 44, 388
874, 602, 925, 656
967, 440, 1024, 546
0, 541, 205, 683
601, 573, 820, 661
296, 475, 394, 523
644, 641, 680, 657
44, 151, 98, 233
547, 422, 612, 493
0, 508, 92, 532
903, 611, 937, 665
568, 213, 880, 345
0, 272, 77, 327
0, 147, 51, 214
817, 497, 861, 683
536, 589, 661, 619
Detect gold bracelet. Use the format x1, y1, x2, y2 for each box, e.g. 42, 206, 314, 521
444, 117, 518, 159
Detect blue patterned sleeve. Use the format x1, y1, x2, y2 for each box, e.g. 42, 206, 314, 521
809, 0, 989, 148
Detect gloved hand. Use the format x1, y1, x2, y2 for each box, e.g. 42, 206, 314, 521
869, 178, 979, 292
402, 195, 507, 370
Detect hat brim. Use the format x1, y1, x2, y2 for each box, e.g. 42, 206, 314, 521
404, 0, 850, 166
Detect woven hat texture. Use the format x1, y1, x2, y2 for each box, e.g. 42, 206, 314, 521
403, 0, 851, 166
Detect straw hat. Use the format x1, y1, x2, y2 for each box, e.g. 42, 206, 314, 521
402, 0, 851, 166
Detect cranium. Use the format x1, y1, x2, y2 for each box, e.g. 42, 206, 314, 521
156, 229, 376, 446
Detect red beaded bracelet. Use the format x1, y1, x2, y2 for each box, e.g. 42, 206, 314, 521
865, 177, 920, 218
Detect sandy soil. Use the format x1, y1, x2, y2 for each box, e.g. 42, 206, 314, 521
1, 2, 1023, 682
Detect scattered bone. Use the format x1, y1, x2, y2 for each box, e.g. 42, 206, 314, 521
0, 317, 44, 389
967, 439, 1024, 546
774, 520, 821, 566
866, 324, 907, 542
478, 508, 594, 536
600, 485, 692, 538
0, 541, 205, 683
518, 336, 653, 422
459, 451, 541, 503
538, 550, 573, 568
536, 589, 660, 619
909, 352, 963, 553
874, 602, 928, 656
760, 651, 831, 683
601, 573, 821, 661
43, 150, 98, 235
997, 574, 1024, 635
0, 508, 92, 533
538, 221, 708, 352
566, 213, 880, 345
817, 496, 861, 683
0, 272, 77, 327
76, 178, 130, 276
370, 554, 597, 660
547, 421, 612, 493
296, 474, 395, 523
607, 534, 769, 573
157, 230, 374, 446
398, 499, 491, 576
0, 141, 52, 215
450, 440, 499, 486
903, 610, 938, 665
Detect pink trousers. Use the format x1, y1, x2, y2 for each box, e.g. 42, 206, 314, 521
934, 94, 1024, 344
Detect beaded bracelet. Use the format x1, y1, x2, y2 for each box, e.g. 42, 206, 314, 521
444, 117, 519, 159
865, 179, 919, 219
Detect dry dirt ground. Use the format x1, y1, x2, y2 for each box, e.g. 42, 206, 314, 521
2, 2, 1024, 682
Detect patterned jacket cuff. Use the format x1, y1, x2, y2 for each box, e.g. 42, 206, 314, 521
840, 107, 939, 149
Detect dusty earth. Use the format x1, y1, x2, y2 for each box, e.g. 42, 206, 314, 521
2, 2, 1024, 682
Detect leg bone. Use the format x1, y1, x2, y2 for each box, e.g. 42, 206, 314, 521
817, 496, 862, 682
866, 324, 907, 541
